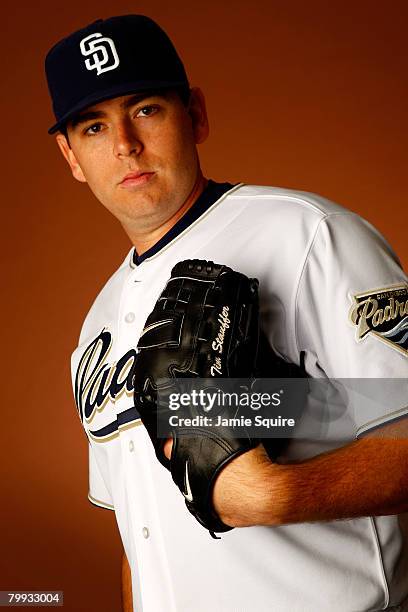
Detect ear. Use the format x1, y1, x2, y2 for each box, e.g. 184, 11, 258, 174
188, 87, 209, 144
55, 133, 87, 183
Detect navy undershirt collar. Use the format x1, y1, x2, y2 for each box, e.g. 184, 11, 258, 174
131, 179, 236, 266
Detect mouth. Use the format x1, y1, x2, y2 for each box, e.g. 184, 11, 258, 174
119, 171, 155, 188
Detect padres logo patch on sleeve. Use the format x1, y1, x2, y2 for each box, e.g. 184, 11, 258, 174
349, 283, 408, 356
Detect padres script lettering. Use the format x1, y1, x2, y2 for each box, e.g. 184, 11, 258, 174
350, 296, 408, 338
210, 306, 230, 376
74, 329, 136, 425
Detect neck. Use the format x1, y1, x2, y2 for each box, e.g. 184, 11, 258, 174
131, 172, 208, 256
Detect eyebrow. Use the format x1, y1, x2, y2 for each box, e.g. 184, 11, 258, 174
69, 93, 162, 128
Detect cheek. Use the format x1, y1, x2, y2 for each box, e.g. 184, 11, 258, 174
77, 152, 114, 194
160, 121, 197, 170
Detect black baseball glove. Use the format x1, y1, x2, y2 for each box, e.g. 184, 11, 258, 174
133, 259, 303, 537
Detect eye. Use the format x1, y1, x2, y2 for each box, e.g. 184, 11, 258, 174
84, 123, 104, 136
136, 105, 159, 118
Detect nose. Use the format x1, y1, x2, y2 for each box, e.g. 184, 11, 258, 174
113, 118, 143, 159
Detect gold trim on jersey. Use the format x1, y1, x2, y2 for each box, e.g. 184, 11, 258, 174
88, 493, 115, 511
88, 418, 143, 443
356, 405, 408, 438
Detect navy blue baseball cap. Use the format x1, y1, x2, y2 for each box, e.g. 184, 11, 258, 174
45, 15, 189, 134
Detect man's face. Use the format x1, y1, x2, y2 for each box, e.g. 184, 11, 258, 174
56, 88, 209, 233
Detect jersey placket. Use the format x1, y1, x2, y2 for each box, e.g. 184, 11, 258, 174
115, 263, 177, 612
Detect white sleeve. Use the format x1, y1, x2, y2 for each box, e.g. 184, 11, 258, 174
88, 443, 115, 511
295, 212, 408, 435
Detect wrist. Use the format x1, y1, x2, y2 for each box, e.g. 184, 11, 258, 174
214, 445, 291, 528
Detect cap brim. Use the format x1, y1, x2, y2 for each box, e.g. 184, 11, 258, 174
48, 79, 189, 134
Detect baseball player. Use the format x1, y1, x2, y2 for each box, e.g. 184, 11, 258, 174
45, 15, 408, 612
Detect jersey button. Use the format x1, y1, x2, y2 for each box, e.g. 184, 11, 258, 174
142, 527, 150, 539
129, 440, 134, 452
125, 312, 136, 323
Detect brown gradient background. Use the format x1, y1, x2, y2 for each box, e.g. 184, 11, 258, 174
1, 1, 407, 611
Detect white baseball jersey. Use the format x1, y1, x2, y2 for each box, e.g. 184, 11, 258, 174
71, 182, 408, 612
